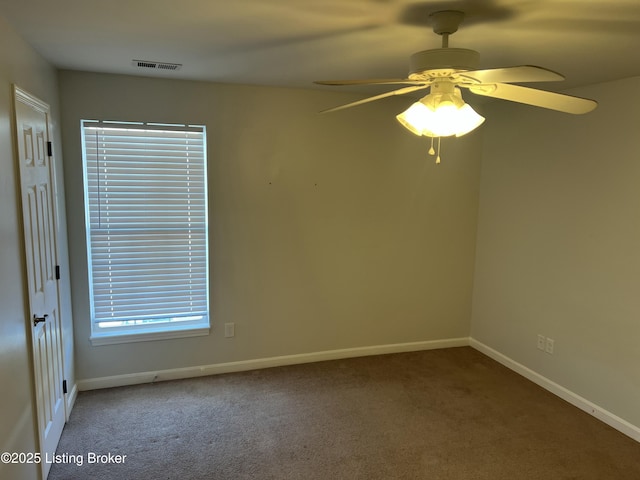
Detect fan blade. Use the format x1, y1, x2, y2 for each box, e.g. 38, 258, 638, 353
466, 83, 597, 114
461, 65, 565, 84
320, 85, 429, 113
315, 79, 426, 86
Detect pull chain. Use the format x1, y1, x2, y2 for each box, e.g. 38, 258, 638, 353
427, 136, 443, 164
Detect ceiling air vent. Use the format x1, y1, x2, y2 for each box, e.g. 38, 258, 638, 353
132, 59, 182, 71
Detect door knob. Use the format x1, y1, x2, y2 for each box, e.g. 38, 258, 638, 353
33, 314, 48, 326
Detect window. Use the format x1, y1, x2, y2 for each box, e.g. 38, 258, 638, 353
81, 120, 209, 345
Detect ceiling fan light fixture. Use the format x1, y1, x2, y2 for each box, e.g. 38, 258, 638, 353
396, 87, 485, 138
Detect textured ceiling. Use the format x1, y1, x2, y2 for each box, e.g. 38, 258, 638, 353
1, 0, 639, 95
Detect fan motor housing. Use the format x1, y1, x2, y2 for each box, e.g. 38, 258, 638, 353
409, 48, 480, 79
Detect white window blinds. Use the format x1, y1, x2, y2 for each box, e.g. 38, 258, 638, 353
81, 120, 208, 329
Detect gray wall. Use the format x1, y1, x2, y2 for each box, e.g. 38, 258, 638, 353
0, 15, 74, 480
471, 76, 640, 429
58, 70, 483, 381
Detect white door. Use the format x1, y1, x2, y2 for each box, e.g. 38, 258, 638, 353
13, 86, 66, 480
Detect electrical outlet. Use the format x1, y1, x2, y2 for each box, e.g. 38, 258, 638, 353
224, 322, 235, 338
537, 334, 546, 350
545, 337, 554, 354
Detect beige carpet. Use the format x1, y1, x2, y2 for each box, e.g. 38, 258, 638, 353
49, 347, 640, 479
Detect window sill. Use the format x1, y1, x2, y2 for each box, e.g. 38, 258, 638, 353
90, 325, 210, 346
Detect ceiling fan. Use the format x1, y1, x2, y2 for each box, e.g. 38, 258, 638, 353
315, 10, 597, 160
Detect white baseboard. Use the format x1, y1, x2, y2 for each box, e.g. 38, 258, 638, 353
65, 383, 78, 421
469, 338, 640, 443
77, 337, 470, 391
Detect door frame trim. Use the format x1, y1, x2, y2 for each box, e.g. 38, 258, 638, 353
14, 86, 50, 113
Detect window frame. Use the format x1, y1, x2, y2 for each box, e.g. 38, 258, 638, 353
81, 119, 210, 346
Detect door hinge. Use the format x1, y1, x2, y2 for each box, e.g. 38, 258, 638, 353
55, 265, 61, 280
47, 141, 53, 157
62, 380, 67, 394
